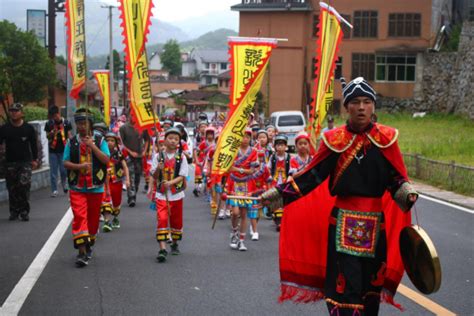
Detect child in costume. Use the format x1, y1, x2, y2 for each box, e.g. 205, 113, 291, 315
101, 132, 130, 232
226, 128, 259, 251
194, 127, 216, 201
267, 135, 290, 231
288, 131, 313, 182
248, 150, 271, 240
63, 109, 110, 267
254, 129, 273, 163
151, 128, 189, 263
193, 121, 208, 196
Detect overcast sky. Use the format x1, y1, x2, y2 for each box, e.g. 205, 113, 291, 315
101, 0, 239, 22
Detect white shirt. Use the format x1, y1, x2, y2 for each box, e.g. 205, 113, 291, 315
151, 151, 189, 201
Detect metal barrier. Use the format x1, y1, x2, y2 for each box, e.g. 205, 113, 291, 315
403, 153, 474, 196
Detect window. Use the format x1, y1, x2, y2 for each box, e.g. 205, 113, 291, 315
388, 13, 421, 37
335, 57, 343, 79
352, 53, 375, 80
313, 15, 320, 37
353, 11, 378, 38
220, 63, 227, 70
277, 115, 304, 127
375, 54, 416, 82
470, 1, 474, 21
341, 14, 351, 39
204, 63, 210, 69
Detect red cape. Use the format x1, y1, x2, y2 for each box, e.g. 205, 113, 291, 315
279, 124, 411, 307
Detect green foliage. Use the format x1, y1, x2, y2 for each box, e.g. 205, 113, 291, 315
23, 106, 48, 122
442, 24, 462, 52
160, 40, 182, 76
0, 21, 56, 103
56, 55, 67, 66
76, 106, 104, 124
105, 49, 123, 79
333, 111, 474, 166
180, 28, 238, 51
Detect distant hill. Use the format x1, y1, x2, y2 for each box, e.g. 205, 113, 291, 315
87, 28, 237, 73
180, 28, 238, 51
147, 28, 238, 55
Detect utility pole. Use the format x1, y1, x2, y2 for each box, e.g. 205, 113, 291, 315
47, 0, 65, 108
102, 4, 117, 115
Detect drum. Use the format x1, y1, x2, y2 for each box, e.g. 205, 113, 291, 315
399, 225, 441, 294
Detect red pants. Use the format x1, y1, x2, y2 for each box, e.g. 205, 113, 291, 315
70, 190, 103, 248
156, 199, 183, 242
194, 164, 203, 184
142, 156, 151, 178
109, 181, 123, 215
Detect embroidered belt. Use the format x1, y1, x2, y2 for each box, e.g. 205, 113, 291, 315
335, 209, 383, 258
335, 196, 383, 212
329, 216, 385, 230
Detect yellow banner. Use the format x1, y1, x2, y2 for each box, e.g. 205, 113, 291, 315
66, 0, 86, 99
212, 38, 277, 179
93, 71, 111, 126
119, 0, 157, 131
308, 3, 347, 144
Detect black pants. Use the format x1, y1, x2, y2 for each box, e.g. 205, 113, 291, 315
5, 162, 32, 217
325, 208, 387, 316
126, 157, 142, 201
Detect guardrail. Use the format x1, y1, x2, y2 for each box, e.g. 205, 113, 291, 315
403, 153, 474, 196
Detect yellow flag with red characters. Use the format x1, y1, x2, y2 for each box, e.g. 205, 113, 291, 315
307, 2, 351, 149
65, 0, 86, 99
212, 37, 277, 181
119, 0, 159, 132
93, 71, 111, 126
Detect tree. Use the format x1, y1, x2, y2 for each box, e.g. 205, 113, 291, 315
160, 40, 182, 76
56, 55, 67, 66
105, 49, 122, 79
0, 21, 56, 104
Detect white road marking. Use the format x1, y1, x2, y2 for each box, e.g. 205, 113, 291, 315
419, 194, 474, 214
0, 208, 73, 316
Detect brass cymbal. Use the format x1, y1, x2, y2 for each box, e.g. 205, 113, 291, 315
399, 225, 442, 294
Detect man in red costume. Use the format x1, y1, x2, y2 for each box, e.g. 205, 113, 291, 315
265, 77, 418, 315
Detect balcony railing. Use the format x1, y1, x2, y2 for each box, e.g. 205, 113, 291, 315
231, 0, 312, 11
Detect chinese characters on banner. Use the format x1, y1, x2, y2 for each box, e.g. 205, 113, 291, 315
93, 71, 111, 126
307, 2, 351, 149
65, 0, 86, 99
119, 0, 159, 132
211, 38, 277, 181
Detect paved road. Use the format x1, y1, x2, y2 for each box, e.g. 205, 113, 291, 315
0, 181, 472, 315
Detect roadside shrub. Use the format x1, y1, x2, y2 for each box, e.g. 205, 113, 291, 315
23, 106, 48, 122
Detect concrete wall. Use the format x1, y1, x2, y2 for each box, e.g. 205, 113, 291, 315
378, 22, 474, 119
0, 167, 50, 202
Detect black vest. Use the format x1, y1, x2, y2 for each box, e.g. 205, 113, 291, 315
67, 135, 107, 188
271, 153, 290, 177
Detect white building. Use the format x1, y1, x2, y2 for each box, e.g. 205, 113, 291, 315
182, 49, 230, 86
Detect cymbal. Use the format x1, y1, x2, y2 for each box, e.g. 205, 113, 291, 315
399, 225, 442, 294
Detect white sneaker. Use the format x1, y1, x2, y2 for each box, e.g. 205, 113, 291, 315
249, 225, 254, 235
51, 190, 58, 197
238, 240, 247, 251
229, 232, 239, 249
218, 209, 225, 220
225, 209, 231, 218
251, 232, 259, 241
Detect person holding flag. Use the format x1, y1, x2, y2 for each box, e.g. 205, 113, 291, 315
226, 128, 259, 251
63, 108, 110, 267
267, 135, 291, 231
151, 127, 189, 263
